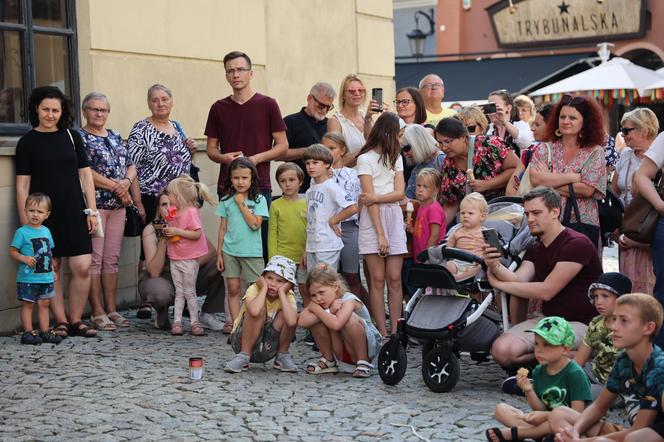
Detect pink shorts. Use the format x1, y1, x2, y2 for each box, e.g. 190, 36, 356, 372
358, 203, 407, 256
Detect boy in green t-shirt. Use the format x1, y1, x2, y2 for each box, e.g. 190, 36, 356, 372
486, 316, 592, 442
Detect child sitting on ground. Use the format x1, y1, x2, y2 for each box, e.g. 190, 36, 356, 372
486, 316, 591, 442
574, 272, 632, 400
9, 193, 62, 345
445, 192, 488, 281
298, 265, 382, 378
225, 256, 299, 373
550, 293, 664, 441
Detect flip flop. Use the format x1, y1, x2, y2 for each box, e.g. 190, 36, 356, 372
485, 427, 519, 442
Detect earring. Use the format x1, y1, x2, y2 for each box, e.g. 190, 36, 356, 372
555, 129, 562, 137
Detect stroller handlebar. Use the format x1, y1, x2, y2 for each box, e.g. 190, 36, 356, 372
421, 245, 487, 270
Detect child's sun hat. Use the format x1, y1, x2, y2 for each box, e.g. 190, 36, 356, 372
527, 316, 575, 347
262, 255, 297, 285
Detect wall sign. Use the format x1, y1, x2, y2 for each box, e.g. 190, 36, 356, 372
487, 0, 646, 48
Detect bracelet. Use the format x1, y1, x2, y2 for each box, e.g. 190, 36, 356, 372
83, 209, 99, 216
126, 177, 133, 185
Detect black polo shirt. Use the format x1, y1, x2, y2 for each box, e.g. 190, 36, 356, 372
284, 108, 328, 192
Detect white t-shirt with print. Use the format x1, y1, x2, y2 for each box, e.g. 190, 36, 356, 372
305, 178, 353, 252
356, 149, 404, 195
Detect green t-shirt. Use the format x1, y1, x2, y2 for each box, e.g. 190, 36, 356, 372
267, 196, 307, 262
582, 314, 620, 385
215, 194, 269, 257
533, 360, 592, 410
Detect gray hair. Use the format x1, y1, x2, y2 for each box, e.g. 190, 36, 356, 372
310, 82, 336, 100
418, 74, 444, 89
402, 124, 440, 165
147, 84, 172, 101
81, 91, 110, 111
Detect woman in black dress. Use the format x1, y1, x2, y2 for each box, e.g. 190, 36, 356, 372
15, 86, 99, 337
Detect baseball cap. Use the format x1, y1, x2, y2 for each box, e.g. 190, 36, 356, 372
527, 316, 575, 347
262, 255, 296, 285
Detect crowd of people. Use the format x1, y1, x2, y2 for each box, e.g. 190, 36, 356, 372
11, 49, 664, 440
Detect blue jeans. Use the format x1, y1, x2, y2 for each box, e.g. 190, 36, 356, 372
652, 217, 664, 347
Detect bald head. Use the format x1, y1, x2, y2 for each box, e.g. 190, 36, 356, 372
419, 74, 445, 111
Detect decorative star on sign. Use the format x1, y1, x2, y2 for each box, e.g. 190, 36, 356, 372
558, 1, 570, 14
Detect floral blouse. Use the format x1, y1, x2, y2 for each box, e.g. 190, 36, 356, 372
531, 141, 606, 226
128, 119, 191, 196
439, 135, 509, 205
604, 134, 619, 168
78, 128, 133, 210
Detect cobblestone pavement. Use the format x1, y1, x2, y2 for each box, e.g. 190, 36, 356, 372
0, 249, 622, 441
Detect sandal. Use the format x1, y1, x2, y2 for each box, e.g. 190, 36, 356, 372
68, 321, 98, 338
171, 321, 184, 336
306, 357, 338, 375
190, 322, 205, 336
91, 314, 116, 331
352, 360, 373, 378
107, 312, 130, 327
222, 322, 233, 335
136, 304, 152, 319
485, 427, 519, 442
53, 322, 69, 338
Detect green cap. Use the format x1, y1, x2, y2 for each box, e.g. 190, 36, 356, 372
528, 316, 575, 347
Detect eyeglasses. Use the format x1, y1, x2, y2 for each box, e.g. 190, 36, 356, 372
311, 95, 334, 112
620, 127, 637, 136
346, 88, 366, 95
225, 67, 251, 76
401, 144, 412, 153
466, 125, 477, 133
85, 107, 109, 114
394, 99, 412, 107
421, 83, 444, 90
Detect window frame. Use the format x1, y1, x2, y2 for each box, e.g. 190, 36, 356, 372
0, 0, 78, 135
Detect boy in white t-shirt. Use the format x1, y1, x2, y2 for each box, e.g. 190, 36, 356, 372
302, 144, 358, 272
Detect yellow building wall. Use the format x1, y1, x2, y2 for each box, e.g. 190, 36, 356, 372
0, 0, 394, 333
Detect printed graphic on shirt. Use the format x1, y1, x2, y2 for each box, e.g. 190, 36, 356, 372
541, 386, 567, 409
30, 237, 53, 274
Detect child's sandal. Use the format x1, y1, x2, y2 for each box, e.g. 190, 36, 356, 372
306, 357, 338, 375
352, 360, 373, 378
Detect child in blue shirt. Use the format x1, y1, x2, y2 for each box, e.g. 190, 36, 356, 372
9, 193, 62, 345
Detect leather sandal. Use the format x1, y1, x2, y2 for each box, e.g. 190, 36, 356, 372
68, 321, 97, 338
107, 312, 130, 327
91, 314, 116, 331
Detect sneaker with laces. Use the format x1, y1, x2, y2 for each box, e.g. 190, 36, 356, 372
21, 330, 42, 345
225, 352, 250, 373
199, 312, 224, 331
41, 329, 64, 344
273, 352, 298, 372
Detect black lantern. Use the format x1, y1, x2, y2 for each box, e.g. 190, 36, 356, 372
407, 8, 435, 59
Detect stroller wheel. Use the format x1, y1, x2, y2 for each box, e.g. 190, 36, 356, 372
421, 348, 460, 393
377, 336, 407, 385
421, 339, 434, 359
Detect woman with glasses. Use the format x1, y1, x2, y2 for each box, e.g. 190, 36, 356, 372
612, 108, 659, 293
455, 105, 489, 137
402, 124, 445, 200
529, 95, 607, 248
394, 87, 426, 126
78, 92, 139, 330
435, 117, 518, 223
486, 90, 534, 156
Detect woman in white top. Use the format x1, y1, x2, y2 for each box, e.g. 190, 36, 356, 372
612, 108, 659, 294
485, 90, 534, 156
356, 112, 407, 337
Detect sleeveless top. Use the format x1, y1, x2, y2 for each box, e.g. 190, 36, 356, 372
333, 111, 366, 153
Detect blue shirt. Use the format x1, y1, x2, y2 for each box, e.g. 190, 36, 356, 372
11, 225, 55, 283
215, 194, 269, 257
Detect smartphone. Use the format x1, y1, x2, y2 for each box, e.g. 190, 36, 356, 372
480, 103, 497, 115
482, 228, 502, 251
152, 220, 167, 237
371, 88, 383, 112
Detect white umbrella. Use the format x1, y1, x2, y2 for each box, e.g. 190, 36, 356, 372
645, 67, 664, 91
530, 57, 662, 97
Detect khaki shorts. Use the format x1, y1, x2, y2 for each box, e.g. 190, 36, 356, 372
504, 318, 587, 351
221, 253, 264, 283
295, 264, 307, 284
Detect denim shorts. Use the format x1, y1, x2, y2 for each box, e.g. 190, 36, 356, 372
17, 282, 55, 303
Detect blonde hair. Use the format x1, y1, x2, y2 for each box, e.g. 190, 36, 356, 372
306, 265, 348, 297
456, 106, 489, 134
322, 132, 349, 157
514, 95, 536, 124
165, 174, 215, 209
416, 168, 442, 199
616, 293, 664, 340
338, 74, 366, 109
621, 108, 660, 140
460, 192, 488, 214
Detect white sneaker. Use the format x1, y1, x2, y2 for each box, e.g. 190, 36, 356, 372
199, 312, 224, 331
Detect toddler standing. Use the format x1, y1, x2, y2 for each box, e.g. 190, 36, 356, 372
410, 168, 446, 261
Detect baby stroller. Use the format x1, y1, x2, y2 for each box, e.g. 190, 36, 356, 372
377, 197, 534, 392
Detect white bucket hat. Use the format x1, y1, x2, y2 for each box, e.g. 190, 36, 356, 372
262, 255, 297, 285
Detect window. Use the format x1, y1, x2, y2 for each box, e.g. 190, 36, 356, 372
0, 0, 78, 135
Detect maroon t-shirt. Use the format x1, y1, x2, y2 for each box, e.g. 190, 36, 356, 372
204, 93, 287, 193
523, 227, 602, 324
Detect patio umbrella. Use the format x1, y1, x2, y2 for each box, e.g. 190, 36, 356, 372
530, 57, 662, 97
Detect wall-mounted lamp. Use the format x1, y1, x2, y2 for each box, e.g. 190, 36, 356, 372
406, 8, 435, 59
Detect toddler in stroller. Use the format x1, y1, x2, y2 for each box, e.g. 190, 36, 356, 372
377, 197, 534, 392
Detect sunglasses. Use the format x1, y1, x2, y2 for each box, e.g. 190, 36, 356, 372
466, 125, 477, 133
560, 94, 585, 106
620, 127, 637, 136
401, 144, 412, 153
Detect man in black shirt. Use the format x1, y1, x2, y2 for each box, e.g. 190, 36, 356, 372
282, 82, 336, 192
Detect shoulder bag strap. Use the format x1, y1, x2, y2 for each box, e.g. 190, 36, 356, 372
563, 183, 582, 224
68, 129, 90, 210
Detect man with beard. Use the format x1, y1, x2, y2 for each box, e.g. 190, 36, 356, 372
282, 83, 336, 192
484, 186, 602, 369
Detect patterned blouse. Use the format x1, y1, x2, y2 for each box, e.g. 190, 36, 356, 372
439, 135, 510, 205
531, 141, 606, 226
604, 134, 619, 168
127, 119, 191, 196
78, 128, 133, 210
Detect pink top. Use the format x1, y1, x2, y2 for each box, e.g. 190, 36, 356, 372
413, 201, 446, 261
167, 206, 208, 260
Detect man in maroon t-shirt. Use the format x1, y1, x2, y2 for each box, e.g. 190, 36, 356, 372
485, 187, 602, 368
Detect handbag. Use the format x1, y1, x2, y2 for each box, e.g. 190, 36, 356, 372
124, 205, 143, 237
622, 171, 664, 244
518, 143, 552, 196
562, 183, 599, 248
598, 186, 624, 236
67, 129, 104, 238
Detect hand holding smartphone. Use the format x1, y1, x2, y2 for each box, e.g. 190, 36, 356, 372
371, 88, 383, 113
482, 228, 503, 251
